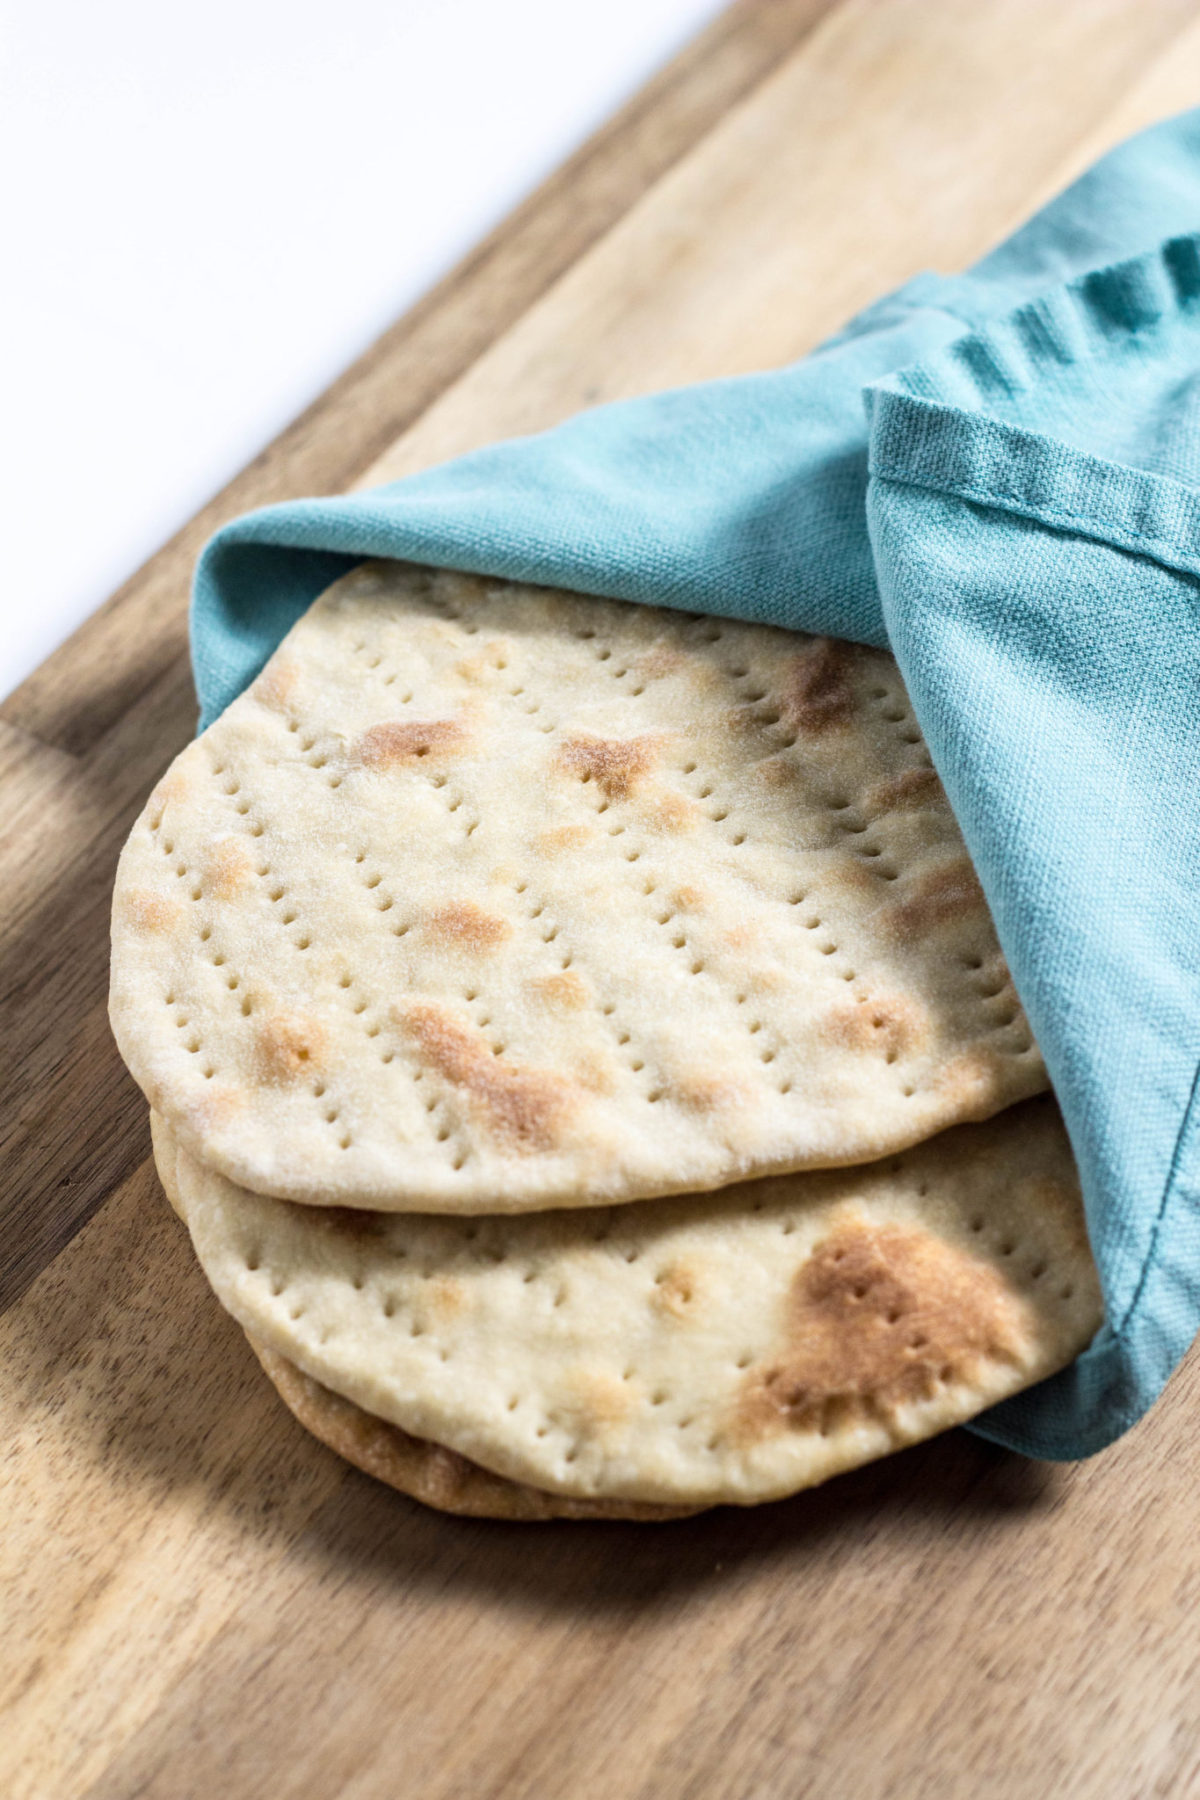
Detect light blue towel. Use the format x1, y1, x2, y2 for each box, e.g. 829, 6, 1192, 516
191, 109, 1200, 1458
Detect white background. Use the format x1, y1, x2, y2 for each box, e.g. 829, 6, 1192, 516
1, 0, 727, 699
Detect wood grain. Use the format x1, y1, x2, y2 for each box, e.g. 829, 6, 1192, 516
5, 3, 1200, 1795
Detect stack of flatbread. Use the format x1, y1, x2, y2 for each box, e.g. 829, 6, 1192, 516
109, 563, 1101, 1519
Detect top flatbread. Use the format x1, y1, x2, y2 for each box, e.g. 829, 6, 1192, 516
111, 563, 1045, 1211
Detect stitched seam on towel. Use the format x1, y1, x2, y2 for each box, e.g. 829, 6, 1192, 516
1112, 1050, 1200, 1342
872, 466, 1200, 586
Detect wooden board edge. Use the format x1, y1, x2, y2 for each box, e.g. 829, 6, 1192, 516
1, 0, 836, 760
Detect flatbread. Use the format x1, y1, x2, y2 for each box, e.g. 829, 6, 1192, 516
161, 1134, 677, 1516
157, 1101, 1100, 1508
161, 1131, 688, 1515
113, 565, 1044, 1212
247, 1337, 697, 1521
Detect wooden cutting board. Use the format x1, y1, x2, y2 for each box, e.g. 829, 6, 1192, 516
6, 3, 1200, 1794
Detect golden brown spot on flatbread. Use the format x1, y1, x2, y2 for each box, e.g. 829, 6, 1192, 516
933, 1047, 1009, 1118
358, 716, 467, 769
823, 857, 879, 900
653, 1261, 702, 1320
537, 824, 592, 856
734, 1216, 1028, 1442
147, 764, 191, 824
755, 755, 796, 788
402, 1003, 573, 1152
530, 971, 589, 1010
721, 924, 754, 952
676, 1075, 744, 1113
886, 858, 987, 940
728, 704, 768, 735
673, 884, 705, 910
867, 766, 946, 814
726, 962, 786, 998
780, 639, 861, 736
564, 1370, 633, 1432
638, 644, 687, 681
205, 836, 256, 900
124, 889, 183, 933
1021, 1174, 1071, 1213
427, 1276, 468, 1319
822, 993, 929, 1058
649, 792, 696, 834
576, 1052, 619, 1096
252, 654, 300, 712
558, 733, 662, 801
187, 1084, 245, 1133
425, 902, 511, 953
255, 1013, 328, 1084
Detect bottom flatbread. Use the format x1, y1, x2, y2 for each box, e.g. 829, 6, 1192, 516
157, 1123, 690, 1517
154, 1100, 1102, 1509
248, 1335, 698, 1520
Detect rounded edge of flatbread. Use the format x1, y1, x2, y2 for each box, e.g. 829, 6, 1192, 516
247, 1335, 700, 1522
153, 1111, 695, 1519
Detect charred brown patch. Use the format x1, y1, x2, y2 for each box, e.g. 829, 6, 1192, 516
205, 836, 256, 900
254, 1012, 328, 1084
886, 858, 987, 940
780, 640, 862, 736
734, 1216, 1028, 1442
402, 1003, 574, 1152
425, 902, 511, 953
866, 766, 946, 814
558, 733, 662, 801
357, 716, 467, 768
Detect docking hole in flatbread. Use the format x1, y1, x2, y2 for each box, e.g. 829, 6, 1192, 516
154, 1102, 1100, 1509
114, 565, 1044, 1212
